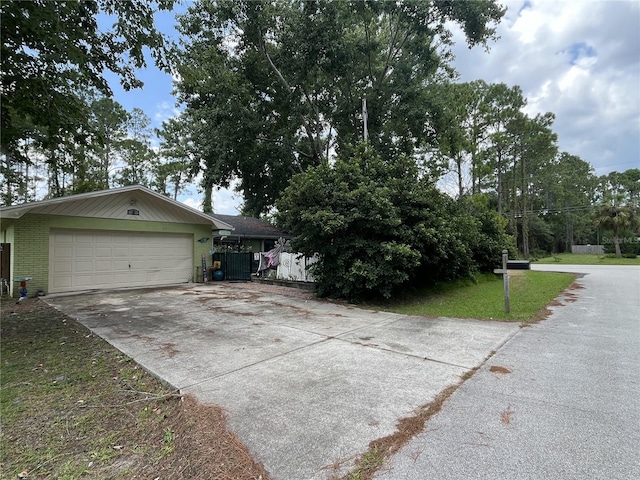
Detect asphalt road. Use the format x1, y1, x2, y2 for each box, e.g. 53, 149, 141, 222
374, 264, 640, 480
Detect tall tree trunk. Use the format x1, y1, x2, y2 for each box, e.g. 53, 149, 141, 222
613, 230, 622, 258
521, 152, 529, 257
49, 149, 62, 197
521, 201, 529, 257
496, 149, 503, 215
203, 183, 213, 213
456, 153, 464, 198
2, 152, 14, 205
471, 147, 479, 194
564, 206, 573, 253
102, 142, 111, 188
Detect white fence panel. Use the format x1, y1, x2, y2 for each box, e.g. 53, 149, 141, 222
277, 253, 318, 282
571, 245, 604, 255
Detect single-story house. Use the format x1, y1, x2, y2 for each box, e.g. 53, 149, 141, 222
0, 186, 234, 297
210, 214, 290, 253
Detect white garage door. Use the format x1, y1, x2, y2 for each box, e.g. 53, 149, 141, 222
49, 230, 193, 293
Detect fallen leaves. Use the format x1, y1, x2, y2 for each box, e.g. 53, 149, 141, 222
500, 405, 515, 425
489, 365, 512, 374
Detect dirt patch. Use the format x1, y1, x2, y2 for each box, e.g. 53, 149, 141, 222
563, 292, 579, 303
159, 342, 180, 357
524, 275, 582, 324
527, 305, 552, 323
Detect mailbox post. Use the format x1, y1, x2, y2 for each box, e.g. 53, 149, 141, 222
493, 250, 510, 314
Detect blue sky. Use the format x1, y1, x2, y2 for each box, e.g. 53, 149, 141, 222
109, 0, 640, 214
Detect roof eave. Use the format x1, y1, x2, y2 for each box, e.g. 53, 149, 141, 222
0, 186, 235, 230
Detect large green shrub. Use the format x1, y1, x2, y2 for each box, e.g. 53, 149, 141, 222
462, 195, 516, 270
276, 144, 511, 301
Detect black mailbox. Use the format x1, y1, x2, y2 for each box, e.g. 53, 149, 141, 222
506, 260, 531, 270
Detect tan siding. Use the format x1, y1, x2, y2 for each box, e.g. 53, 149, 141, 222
34, 193, 209, 224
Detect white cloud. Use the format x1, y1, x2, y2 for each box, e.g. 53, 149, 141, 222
179, 179, 243, 215
450, 0, 640, 174
181, 195, 202, 211
153, 100, 183, 129
213, 185, 243, 215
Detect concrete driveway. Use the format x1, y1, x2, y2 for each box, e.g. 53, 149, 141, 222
46, 282, 520, 480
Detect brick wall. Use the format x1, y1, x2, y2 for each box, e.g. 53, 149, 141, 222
13, 214, 49, 296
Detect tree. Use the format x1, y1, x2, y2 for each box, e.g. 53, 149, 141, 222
477, 83, 527, 215
594, 205, 639, 258
276, 143, 511, 301
87, 95, 130, 189
115, 109, 155, 187
599, 169, 640, 208
535, 152, 596, 253
509, 112, 558, 257
427, 80, 499, 198
1, 0, 175, 204
154, 118, 192, 200
0, 113, 39, 205
173, 0, 505, 215
618, 169, 640, 207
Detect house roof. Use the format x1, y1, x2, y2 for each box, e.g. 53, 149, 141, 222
210, 214, 289, 239
0, 185, 235, 230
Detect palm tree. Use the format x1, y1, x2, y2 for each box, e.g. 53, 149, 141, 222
594, 205, 638, 257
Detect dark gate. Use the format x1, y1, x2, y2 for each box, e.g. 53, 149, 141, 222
0, 243, 10, 293
212, 252, 252, 281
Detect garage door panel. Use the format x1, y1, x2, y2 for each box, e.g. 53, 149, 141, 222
55, 232, 74, 242
112, 272, 134, 284
112, 260, 129, 270
52, 263, 72, 274
75, 261, 95, 273
130, 257, 148, 266
95, 260, 115, 272
51, 276, 72, 289
49, 230, 194, 293
75, 274, 94, 285
53, 244, 73, 256
127, 273, 147, 283
112, 247, 129, 256
95, 247, 113, 257
76, 235, 94, 244
129, 246, 147, 256
76, 247, 94, 257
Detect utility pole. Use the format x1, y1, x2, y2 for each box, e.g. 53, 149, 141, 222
362, 97, 368, 141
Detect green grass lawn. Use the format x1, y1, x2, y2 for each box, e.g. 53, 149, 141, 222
370, 271, 576, 322
535, 253, 640, 265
